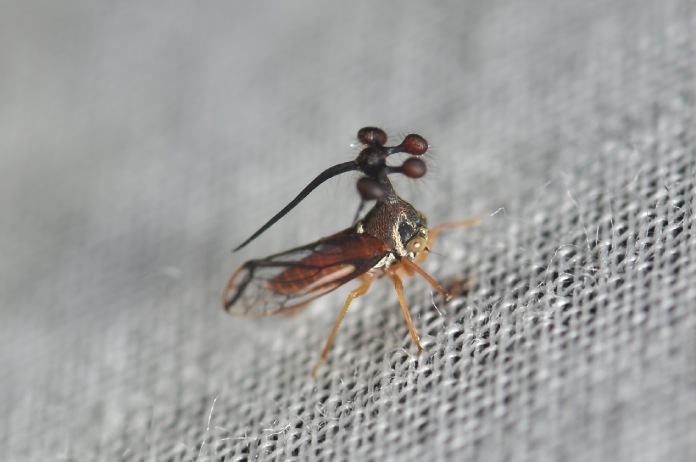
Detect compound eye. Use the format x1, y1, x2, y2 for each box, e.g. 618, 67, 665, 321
357, 127, 388, 146
405, 235, 427, 254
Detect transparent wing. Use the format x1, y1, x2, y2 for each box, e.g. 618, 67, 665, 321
223, 228, 390, 316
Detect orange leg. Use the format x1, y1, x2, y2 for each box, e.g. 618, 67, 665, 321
386, 269, 423, 352
400, 258, 452, 301
381, 219, 481, 355
415, 218, 482, 264
312, 273, 375, 377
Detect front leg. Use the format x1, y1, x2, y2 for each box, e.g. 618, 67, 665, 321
415, 218, 482, 264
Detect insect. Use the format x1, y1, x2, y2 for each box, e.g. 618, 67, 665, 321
224, 127, 478, 375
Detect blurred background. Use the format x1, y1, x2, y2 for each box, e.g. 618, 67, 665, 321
1, 1, 694, 460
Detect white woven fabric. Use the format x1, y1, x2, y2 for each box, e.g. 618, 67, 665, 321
1, 0, 695, 460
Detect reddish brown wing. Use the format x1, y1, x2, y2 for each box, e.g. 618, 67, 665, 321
223, 228, 391, 316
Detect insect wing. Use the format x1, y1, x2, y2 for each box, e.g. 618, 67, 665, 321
224, 229, 390, 316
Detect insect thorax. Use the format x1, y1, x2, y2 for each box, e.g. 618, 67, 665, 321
358, 195, 429, 259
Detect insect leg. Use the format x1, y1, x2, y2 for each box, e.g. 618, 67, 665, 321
415, 218, 482, 264
311, 273, 376, 377
386, 270, 423, 352
400, 258, 452, 301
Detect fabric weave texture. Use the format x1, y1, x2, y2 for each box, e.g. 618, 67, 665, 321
1, 1, 695, 461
